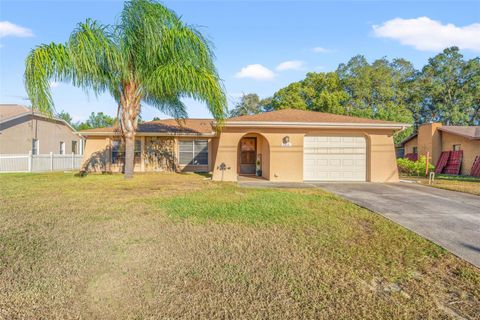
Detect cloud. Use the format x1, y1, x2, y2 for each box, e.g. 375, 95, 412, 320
373, 17, 480, 52
276, 60, 305, 71
235, 64, 275, 80
312, 46, 331, 53
0, 21, 33, 38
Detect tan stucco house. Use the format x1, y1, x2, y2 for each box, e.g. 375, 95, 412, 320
79, 109, 408, 182
400, 122, 480, 176
0, 104, 83, 155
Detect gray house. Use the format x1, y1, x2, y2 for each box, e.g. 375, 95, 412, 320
0, 104, 83, 155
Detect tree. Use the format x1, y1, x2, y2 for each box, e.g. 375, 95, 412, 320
24, 0, 226, 178
395, 60, 424, 129
76, 112, 115, 130
300, 72, 349, 114
269, 82, 308, 111
268, 72, 348, 114
336, 56, 412, 123
56, 110, 73, 126
229, 93, 265, 117
463, 58, 480, 125
419, 47, 468, 125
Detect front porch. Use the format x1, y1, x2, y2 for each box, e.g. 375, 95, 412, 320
237, 133, 270, 180
82, 135, 215, 174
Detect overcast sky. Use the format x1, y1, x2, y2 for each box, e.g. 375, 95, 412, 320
0, 0, 479, 121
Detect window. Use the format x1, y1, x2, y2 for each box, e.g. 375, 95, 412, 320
111, 139, 141, 164
453, 144, 461, 151
412, 146, 418, 154
72, 141, 78, 154
179, 140, 208, 165
32, 139, 39, 155
111, 140, 123, 164
60, 141, 65, 155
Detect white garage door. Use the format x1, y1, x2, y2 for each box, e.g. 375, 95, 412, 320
303, 136, 366, 181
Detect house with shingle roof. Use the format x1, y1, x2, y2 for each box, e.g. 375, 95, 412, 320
79, 109, 410, 182
399, 122, 480, 176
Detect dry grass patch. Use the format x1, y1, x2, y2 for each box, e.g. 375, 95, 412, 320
0, 172, 479, 319
402, 175, 480, 196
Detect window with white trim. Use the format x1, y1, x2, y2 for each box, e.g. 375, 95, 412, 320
179, 140, 208, 165
453, 144, 461, 151
60, 141, 65, 155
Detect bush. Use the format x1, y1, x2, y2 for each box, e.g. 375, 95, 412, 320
397, 155, 435, 176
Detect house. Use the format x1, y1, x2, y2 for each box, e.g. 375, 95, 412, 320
399, 122, 480, 176
80, 109, 408, 182
0, 104, 83, 155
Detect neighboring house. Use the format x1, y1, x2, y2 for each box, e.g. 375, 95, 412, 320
0, 104, 83, 155
80, 109, 409, 182
399, 122, 480, 176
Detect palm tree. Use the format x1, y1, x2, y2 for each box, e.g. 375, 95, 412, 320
24, 0, 226, 178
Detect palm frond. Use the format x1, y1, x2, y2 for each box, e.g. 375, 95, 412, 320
143, 61, 226, 120
68, 19, 124, 95
143, 95, 188, 119
119, 0, 226, 120
24, 19, 123, 113
25, 0, 226, 123
24, 43, 71, 114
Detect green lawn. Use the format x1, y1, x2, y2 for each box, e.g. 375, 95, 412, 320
0, 173, 479, 319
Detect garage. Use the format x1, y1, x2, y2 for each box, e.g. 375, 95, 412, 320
303, 136, 367, 181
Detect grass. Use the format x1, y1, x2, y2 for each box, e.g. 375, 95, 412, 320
401, 174, 480, 196
0, 172, 479, 319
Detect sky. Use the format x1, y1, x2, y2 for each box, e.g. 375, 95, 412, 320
0, 0, 479, 122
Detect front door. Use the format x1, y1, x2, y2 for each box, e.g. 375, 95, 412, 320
240, 137, 256, 175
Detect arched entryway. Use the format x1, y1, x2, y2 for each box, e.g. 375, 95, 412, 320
237, 133, 270, 180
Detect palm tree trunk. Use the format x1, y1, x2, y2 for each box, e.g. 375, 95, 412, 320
120, 82, 141, 179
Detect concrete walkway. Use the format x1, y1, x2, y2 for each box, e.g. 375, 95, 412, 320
239, 181, 480, 267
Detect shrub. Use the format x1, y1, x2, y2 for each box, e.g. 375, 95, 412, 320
397, 155, 435, 176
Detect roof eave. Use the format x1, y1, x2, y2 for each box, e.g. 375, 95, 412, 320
438, 128, 480, 140
79, 132, 217, 137
0, 112, 79, 134
218, 121, 411, 130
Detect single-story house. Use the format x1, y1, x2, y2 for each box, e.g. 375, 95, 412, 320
0, 104, 83, 155
398, 122, 480, 176
79, 109, 409, 182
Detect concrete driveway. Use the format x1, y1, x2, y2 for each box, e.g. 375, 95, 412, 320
315, 182, 480, 267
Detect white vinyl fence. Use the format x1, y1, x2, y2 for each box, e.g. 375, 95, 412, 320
0, 152, 83, 173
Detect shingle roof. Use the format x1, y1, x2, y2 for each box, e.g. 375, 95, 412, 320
79, 119, 215, 135
227, 109, 406, 125
398, 132, 418, 146
80, 109, 410, 136
439, 126, 480, 140
0, 104, 32, 120
0, 104, 76, 132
